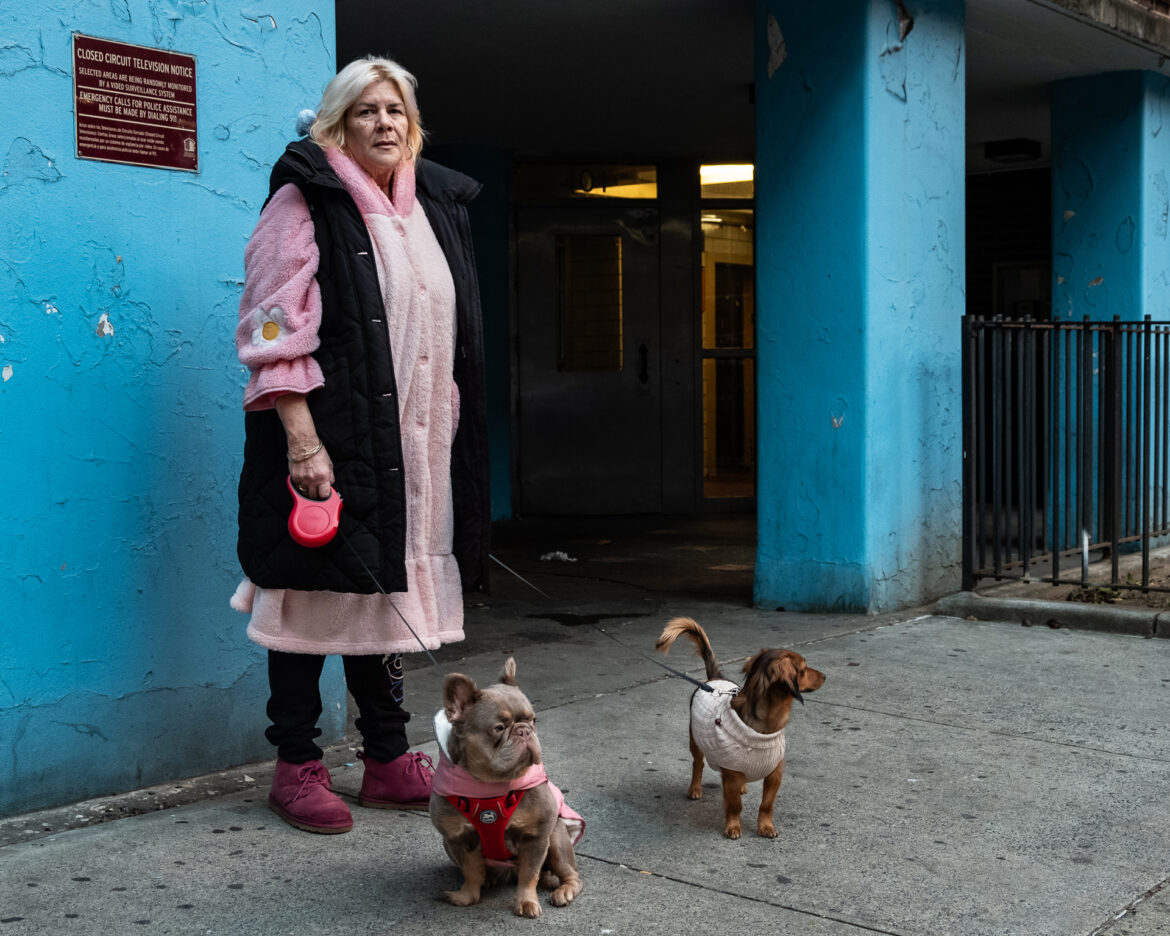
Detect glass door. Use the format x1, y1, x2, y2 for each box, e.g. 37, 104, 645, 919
700, 165, 755, 500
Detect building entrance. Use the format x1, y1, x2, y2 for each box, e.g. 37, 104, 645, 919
515, 204, 662, 514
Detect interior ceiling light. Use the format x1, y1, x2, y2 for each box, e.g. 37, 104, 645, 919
701, 164, 754, 184
983, 138, 1041, 164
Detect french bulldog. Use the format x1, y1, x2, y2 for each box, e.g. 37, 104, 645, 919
428, 657, 583, 918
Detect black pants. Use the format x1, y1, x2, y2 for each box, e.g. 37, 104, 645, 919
265, 650, 410, 764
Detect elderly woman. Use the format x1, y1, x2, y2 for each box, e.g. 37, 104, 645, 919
230, 56, 490, 834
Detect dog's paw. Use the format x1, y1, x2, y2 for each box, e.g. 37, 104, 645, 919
445, 888, 480, 907
724, 822, 742, 840
687, 786, 702, 800
514, 898, 542, 918
550, 878, 582, 907
757, 821, 778, 838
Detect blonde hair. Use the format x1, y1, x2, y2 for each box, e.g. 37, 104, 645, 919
309, 56, 424, 159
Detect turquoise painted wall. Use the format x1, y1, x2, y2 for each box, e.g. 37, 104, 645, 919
754, 0, 965, 612
1051, 71, 1170, 322
0, 2, 341, 816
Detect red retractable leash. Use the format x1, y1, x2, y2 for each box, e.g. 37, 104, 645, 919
286, 476, 343, 547
285, 476, 440, 667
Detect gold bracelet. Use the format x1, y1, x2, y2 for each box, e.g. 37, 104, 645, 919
287, 440, 323, 463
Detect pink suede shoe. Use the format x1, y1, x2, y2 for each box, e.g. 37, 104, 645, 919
268, 759, 353, 834
357, 750, 435, 810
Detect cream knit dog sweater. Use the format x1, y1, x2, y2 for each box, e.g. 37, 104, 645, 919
689, 680, 786, 782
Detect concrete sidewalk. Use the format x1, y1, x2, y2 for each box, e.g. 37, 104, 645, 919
3, 518, 1170, 935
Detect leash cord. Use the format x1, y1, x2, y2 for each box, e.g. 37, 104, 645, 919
340, 530, 441, 668
489, 553, 553, 599
489, 554, 713, 693
587, 623, 715, 693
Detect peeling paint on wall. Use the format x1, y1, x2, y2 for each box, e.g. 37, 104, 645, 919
2, 138, 62, 186
879, 43, 907, 102
95, 313, 114, 337
893, 0, 915, 42
766, 14, 787, 78
2, 365, 12, 382
878, 0, 916, 101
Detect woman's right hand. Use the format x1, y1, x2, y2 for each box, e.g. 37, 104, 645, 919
289, 444, 334, 500
276, 393, 336, 500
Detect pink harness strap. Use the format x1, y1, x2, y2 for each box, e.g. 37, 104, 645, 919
446, 788, 528, 862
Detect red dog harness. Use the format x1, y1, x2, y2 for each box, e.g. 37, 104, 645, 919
445, 789, 528, 862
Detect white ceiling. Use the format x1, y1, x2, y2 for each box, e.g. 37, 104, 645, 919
335, 0, 1170, 168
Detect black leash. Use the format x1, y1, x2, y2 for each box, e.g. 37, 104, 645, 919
340, 530, 441, 668
488, 554, 713, 693
327, 533, 716, 691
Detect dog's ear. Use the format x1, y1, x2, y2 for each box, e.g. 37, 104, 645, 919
443, 674, 480, 722
498, 656, 518, 687
496, 659, 519, 687
771, 654, 805, 705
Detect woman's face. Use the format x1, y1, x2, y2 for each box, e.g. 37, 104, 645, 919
344, 79, 411, 188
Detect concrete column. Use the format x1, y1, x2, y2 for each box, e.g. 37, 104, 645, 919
754, 0, 965, 612
1051, 71, 1170, 322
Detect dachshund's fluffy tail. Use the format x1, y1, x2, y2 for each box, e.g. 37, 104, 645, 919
655, 617, 723, 682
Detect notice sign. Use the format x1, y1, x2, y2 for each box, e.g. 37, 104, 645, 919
73, 34, 198, 172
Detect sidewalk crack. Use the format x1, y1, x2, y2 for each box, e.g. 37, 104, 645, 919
577, 853, 912, 935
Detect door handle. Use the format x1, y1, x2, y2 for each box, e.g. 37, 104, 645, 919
638, 343, 649, 384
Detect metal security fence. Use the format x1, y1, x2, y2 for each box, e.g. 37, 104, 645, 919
962, 315, 1170, 591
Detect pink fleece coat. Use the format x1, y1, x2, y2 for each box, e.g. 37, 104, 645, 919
230, 148, 464, 655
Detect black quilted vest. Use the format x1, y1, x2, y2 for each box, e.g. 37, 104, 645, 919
236, 140, 490, 594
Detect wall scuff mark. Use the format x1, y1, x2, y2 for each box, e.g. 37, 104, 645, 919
1116, 216, 1135, 253
766, 14, 787, 78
